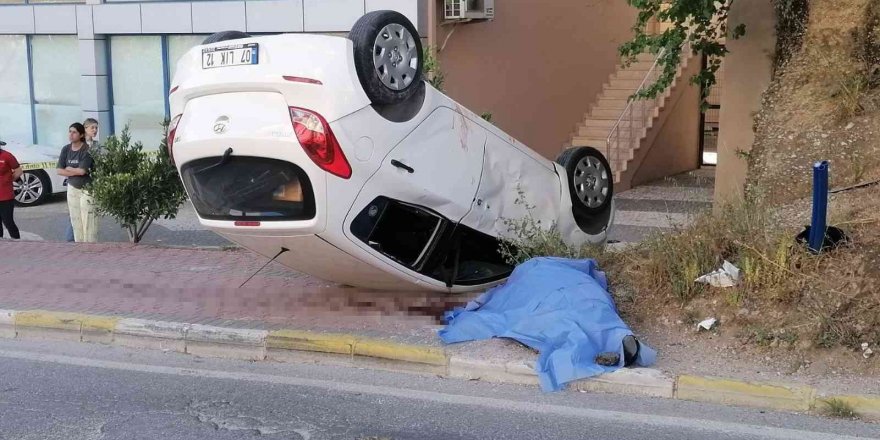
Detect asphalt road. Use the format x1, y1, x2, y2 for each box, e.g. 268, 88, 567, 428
12, 194, 231, 247
0, 339, 876, 440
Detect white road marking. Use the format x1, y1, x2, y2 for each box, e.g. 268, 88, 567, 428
0, 349, 870, 440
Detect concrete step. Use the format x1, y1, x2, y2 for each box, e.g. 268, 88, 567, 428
578, 127, 612, 139
581, 118, 647, 130
601, 88, 638, 99
589, 108, 629, 119
636, 53, 658, 62
595, 98, 630, 110
615, 69, 658, 80
608, 78, 645, 89
615, 60, 656, 71
569, 137, 609, 148
578, 126, 646, 139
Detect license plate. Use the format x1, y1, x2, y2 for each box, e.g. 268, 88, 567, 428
202, 43, 259, 69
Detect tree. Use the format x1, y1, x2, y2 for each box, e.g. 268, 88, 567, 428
619, 0, 746, 103
89, 122, 188, 243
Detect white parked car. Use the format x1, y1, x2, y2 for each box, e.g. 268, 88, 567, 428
2, 141, 67, 206
168, 11, 615, 292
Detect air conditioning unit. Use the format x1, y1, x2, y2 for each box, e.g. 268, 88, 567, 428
444, 0, 495, 21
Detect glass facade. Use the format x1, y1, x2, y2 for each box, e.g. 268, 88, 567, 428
31, 35, 82, 147
0, 35, 33, 144
0, 33, 244, 145
110, 36, 165, 147
108, 35, 208, 148
168, 35, 207, 82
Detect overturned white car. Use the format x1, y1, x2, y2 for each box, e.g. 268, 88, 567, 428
168, 11, 614, 292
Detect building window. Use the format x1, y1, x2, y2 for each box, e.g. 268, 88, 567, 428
0, 35, 33, 144
31, 35, 81, 147
168, 35, 208, 82
110, 36, 165, 147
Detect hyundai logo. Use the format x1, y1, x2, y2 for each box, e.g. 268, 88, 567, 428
213, 116, 230, 134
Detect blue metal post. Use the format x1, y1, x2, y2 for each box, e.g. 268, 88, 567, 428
808, 161, 829, 253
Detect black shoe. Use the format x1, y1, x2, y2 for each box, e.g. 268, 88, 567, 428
622, 335, 641, 367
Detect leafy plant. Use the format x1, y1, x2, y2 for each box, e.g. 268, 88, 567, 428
498, 186, 602, 265
89, 122, 187, 243
422, 45, 445, 91
619, 0, 743, 104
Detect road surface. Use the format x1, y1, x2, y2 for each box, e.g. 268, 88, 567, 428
0, 339, 876, 440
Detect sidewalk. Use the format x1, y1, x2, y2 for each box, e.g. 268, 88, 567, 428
2, 240, 879, 420
1, 241, 463, 343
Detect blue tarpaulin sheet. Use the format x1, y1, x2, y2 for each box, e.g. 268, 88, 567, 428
439, 257, 656, 391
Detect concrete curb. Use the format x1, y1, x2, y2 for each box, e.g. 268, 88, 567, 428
676, 375, 815, 412
2, 308, 878, 419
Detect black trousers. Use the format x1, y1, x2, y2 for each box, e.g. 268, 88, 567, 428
0, 199, 20, 239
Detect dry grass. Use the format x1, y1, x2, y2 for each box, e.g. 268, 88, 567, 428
749, 0, 880, 205
502, 187, 880, 351
821, 398, 861, 419
606, 197, 800, 303
604, 188, 880, 350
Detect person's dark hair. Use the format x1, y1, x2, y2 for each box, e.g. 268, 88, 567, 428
70, 122, 86, 140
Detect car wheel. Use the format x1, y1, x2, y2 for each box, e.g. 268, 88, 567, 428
13, 170, 52, 207
202, 31, 251, 45
349, 10, 424, 105
556, 146, 613, 216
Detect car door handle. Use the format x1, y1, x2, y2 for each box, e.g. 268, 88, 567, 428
390, 159, 414, 173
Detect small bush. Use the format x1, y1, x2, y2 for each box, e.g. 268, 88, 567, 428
821, 398, 860, 419
89, 123, 187, 243
498, 190, 604, 266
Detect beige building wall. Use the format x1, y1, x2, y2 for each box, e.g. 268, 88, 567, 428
429, 0, 637, 160
714, 0, 777, 204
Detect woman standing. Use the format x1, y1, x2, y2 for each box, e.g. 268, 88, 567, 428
56, 123, 98, 242
63, 118, 101, 242
0, 138, 23, 240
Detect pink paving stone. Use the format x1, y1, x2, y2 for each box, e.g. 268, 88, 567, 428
0, 241, 470, 336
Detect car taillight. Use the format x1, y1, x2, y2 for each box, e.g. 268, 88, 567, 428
234, 221, 261, 227
167, 114, 182, 165
289, 107, 351, 179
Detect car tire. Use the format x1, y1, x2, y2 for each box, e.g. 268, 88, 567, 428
556, 146, 613, 216
349, 10, 424, 105
14, 170, 52, 207
202, 31, 251, 45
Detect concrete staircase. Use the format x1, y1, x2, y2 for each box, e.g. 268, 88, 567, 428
566, 16, 695, 188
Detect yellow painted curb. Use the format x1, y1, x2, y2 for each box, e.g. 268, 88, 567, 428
15, 310, 86, 332
266, 330, 356, 355
82, 315, 120, 333
822, 394, 880, 419
676, 375, 815, 411
353, 339, 448, 366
